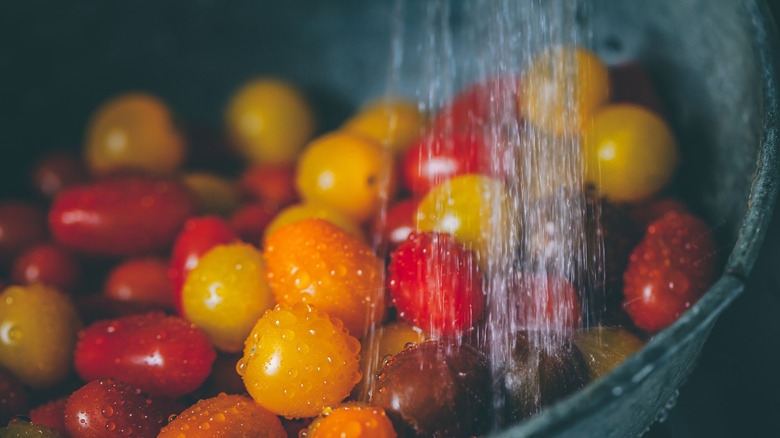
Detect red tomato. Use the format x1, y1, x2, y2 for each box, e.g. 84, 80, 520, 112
168, 216, 237, 315
238, 163, 298, 209
49, 175, 196, 256
373, 198, 419, 250
12, 243, 80, 292
63, 379, 168, 438
431, 76, 520, 132
0, 201, 47, 265
31, 153, 88, 198
104, 258, 174, 309
0, 367, 29, 427
75, 295, 168, 326
29, 396, 68, 436
229, 203, 275, 245
623, 212, 718, 333
511, 273, 582, 331
402, 131, 491, 195
74, 312, 216, 398
387, 231, 485, 337
629, 197, 690, 231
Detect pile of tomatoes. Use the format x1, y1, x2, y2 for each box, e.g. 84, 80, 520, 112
0, 45, 717, 437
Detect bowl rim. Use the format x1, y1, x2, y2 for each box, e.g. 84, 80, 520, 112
493, 0, 780, 436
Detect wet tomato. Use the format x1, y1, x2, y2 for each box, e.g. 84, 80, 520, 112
306, 403, 397, 438
238, 163, 298, 209
104, 258, 174, 309
228, 203, 275, 246
11, 243, 80, 292
342, 97, 425, 154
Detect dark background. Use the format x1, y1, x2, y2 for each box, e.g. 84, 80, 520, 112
1, 1, 779, 437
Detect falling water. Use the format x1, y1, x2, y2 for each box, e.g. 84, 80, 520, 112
366, 0, 606, 430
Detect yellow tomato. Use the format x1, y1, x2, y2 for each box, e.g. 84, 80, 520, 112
0, 284, 81, 388
416, 174, 512, 263
583, 104, 679, 202
85, 93, 185, 175
342, 98, 425, 154
182, 243, 275, 352
183, 172, 240, 217
263, 202, 366, 243
521, 45, 610, 135
296, 131, 396, 223
226, 78, 316, 164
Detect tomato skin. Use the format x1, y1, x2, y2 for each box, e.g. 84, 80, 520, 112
342, 97, 425, 154
49, 175, 196, 256
401, 131, 489, 195
11, 243, 80, 292
238, 163, 298, 209
104, 258, 174, 309
0, 202, 47, 265
431, 76, 519, 133
0, 418, 62, 437
373, 198, 419, 250
63, 379, 168, 438
169, 216, 237, 315
229, 203, 276, 245
73, 312, 216, 398
387, 231, 485, 337
511, 273, 582, 331
0, 284, 81, 389
0, 367, 29, 427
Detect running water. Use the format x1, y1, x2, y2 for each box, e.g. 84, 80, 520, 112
367, 0, 606, 430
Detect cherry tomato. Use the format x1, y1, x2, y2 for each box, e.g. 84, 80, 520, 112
431, 75, 519, 132
238, 163, 298, 209
169, 216, 238, 315
28, 396, 68, 436
263, 202, 365, 244
511, 273, 582, 331
416, 174, 512, 262
0, 201, 47, 265
226, 78, 316, 164
0, 284, 81, 388
264, 218, 385, 337
104, 258, 174, 309
182, 171, 240, 217
49, 175, 197, 256
11, 243, 80, 292
521, 45, 610, 135
239, 303, 362, 418
609, 62, 665, 117
182, 243, 275, 352
372, 198, 419, 250
0, 367, 29, 426
573, 327, 645, 380
31, 153, 88, 198
583, 104, 679, 202
296, 131, 396, 223
342, 97, 424, 154
85, 93, 185, 175
401, 131, 490, 195
63, 379, 168, 438
0, 418, 61, 437
306, 403, 397, 438
158, 393, 285, 438
74, 312, 216, 397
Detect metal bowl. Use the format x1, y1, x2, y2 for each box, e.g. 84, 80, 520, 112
1, 1, 777, 436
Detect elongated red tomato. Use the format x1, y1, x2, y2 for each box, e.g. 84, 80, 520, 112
74, 312, 216, 398
49, 175, 196, 256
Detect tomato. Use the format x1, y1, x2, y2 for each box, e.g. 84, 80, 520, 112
372, 198, 419, 250
228, 203, 275, 246
85, 93, 185, 176
573, 327, 645, 380
74, 312, 216, 397
521, 45, 610, 135
583, 104, 679, 202
28, 396, 68, 436
104, 258, 174, 309
238, 163, 298, 209
296, 131, 396, 223
511, 273, 582, 331
401, 131, 491, 195
431, 76, 520, 132
158, 393, 285, 438
0, 367, 29, 427
0, 418, 61, 437
342, 97, 425, 154
263, 202, 365, 244
239, 303, 362, 418
12, 243, 80, 292
63, 379, 168, 438
226, 78, 316, 164
0, 201, 47, 265
31, 153, 88, 198
416, 174, 512, 262
609, 62, 665, 117
182, 243, 275, 353
306, 404, 397, 438
182, 172, 240, 217
49, 175, 197, 256
0, 284, 81, 388
169, 216, 238, 315
264, 218, 385, 337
